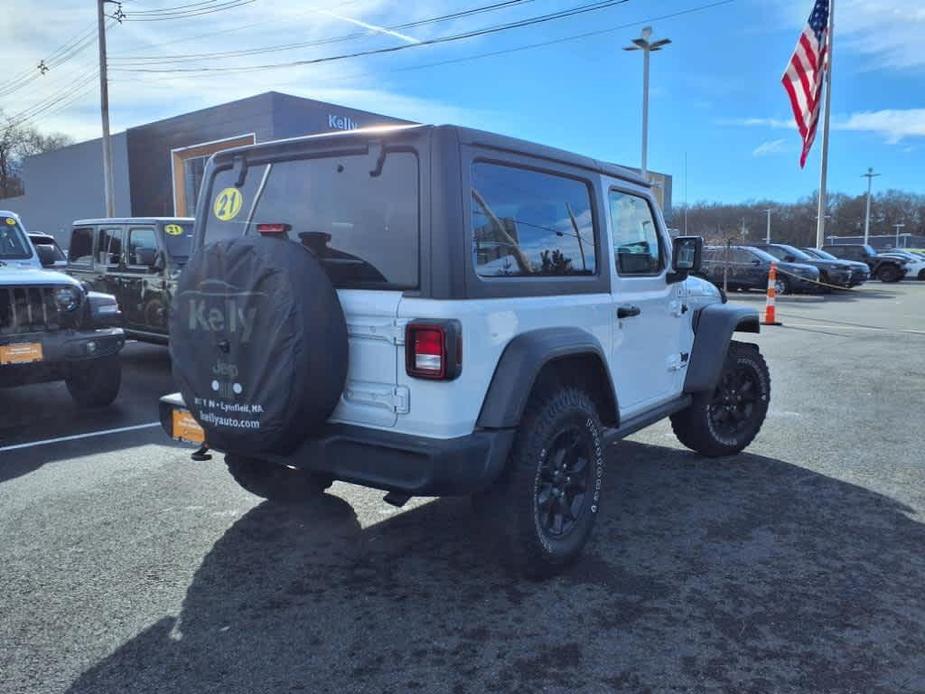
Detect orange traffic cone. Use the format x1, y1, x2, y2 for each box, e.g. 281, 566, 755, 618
762, 263, 782, 326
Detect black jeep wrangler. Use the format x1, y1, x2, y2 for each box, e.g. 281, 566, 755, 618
67, 218, 193, 344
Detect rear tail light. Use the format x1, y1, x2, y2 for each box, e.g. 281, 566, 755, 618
405, 321, 462, 380
257, 223, 291, 235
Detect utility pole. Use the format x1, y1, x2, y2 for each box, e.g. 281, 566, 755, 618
765, 208, 772, 243
96, 0, 115, 217
624, 27, 671, 181
862, 167, 880, 245
740, 217, 747, 243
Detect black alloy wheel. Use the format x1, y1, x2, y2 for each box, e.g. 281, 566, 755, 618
707, 364, 762, 440
535, 426, 593, 538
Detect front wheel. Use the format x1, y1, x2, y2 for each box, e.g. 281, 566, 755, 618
671, 342, 770, 457
878, 264, 902, 283
477, 386, 605, 578
65, 356, 121, 407
225, 454, 333, 502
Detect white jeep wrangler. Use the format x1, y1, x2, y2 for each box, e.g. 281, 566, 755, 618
160, 125, 770, 575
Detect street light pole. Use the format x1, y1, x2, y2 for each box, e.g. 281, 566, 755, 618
893, 223, 905, 249
765, 208, 772, 243
862, 167, 880, 245
624, 27, 671, 182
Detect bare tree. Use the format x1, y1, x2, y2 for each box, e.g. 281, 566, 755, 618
0, 112, 73, 198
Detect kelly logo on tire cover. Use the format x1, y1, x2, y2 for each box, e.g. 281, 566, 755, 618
184, 279, 261, 343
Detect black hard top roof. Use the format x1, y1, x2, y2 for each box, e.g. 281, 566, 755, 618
73, 217, 194, 225
210, 124, 649, 188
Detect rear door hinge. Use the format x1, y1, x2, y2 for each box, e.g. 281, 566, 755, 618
346, 319, 407, 345
342, 383, 410, 414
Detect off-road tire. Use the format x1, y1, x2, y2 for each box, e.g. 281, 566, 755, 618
478, 386, 605, 578
670, 341, 770, 457
65, 356, 121, 407
877, 264, 902, 283
225, 454, 333, 502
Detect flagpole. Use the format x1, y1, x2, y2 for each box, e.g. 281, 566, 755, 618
814, 0, 834, 248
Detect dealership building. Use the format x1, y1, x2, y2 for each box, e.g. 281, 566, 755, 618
1, 92, 411, 245
1, 90, 672, 246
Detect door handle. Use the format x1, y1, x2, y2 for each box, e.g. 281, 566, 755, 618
617, 305, 641, 319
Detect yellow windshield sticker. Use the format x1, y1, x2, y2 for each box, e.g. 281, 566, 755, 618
213, 188, 243, 221
4, 218, 15, 225
164, 223, 184, 236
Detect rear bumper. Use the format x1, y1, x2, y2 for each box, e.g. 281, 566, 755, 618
159, 393, 514, 497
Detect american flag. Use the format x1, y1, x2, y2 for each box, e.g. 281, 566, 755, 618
781, 0, 830, 168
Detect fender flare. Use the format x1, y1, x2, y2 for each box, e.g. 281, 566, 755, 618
683, 304, 760, 393
476, 327, 617, 429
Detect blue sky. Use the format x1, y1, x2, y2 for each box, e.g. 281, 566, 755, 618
1, 0, 922, 203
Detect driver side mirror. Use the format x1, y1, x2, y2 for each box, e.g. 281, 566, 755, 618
667, 236, 703, 284
35, 244, 57, 268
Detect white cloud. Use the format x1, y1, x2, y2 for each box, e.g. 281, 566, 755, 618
752, 138, 788, 156
727, 109, 925, 144
836, 109, 925, 143
776, 0, 925, 71
0, 0, 501, 140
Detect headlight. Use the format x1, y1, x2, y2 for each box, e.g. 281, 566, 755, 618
54, 285, 82, 313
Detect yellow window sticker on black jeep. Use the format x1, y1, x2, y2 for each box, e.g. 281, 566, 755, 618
164, 223, 184, 236
4, 217, 15, 225
213, 188, 243, 221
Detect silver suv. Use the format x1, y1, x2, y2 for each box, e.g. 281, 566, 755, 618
160, 126, 771, 575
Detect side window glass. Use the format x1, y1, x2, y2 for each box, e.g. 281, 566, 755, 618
97, 228, 122, 267
609, 191, 663, 275
69, 227, 94, 265
471, 162, 596, 277
127, 227, 157, 267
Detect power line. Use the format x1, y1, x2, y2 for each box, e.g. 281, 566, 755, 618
0, 21, 113, 99
112, 0, 734, 86
112, 0, 632, 74
111, 0, 538, 64
122, 0, 255, 21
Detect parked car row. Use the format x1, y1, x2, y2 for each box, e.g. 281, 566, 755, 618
697, 241, 923, 295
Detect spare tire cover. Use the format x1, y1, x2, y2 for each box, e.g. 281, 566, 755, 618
170, 236, 348, 455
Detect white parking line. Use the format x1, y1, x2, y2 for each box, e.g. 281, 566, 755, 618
0, 422, 161, 453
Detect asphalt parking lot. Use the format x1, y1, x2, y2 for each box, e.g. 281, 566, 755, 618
2, 284, 924, 694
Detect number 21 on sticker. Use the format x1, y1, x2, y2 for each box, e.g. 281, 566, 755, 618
213, 187, 243, 221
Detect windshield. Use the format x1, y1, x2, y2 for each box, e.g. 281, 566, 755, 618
775, 244, 814, 261
745, 246, 781, 263
202, 151, 419, 288
159, 222, 194, 260
808, 248, 837, 260
31, 237, 66, 261
0, 216, 33, 260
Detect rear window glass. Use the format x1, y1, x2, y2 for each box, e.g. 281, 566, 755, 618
202, 151, 420, 289
471, 162, 596, 277
159, 222, 193, 259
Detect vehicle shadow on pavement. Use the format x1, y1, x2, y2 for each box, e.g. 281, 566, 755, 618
66, 441, 925, 694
